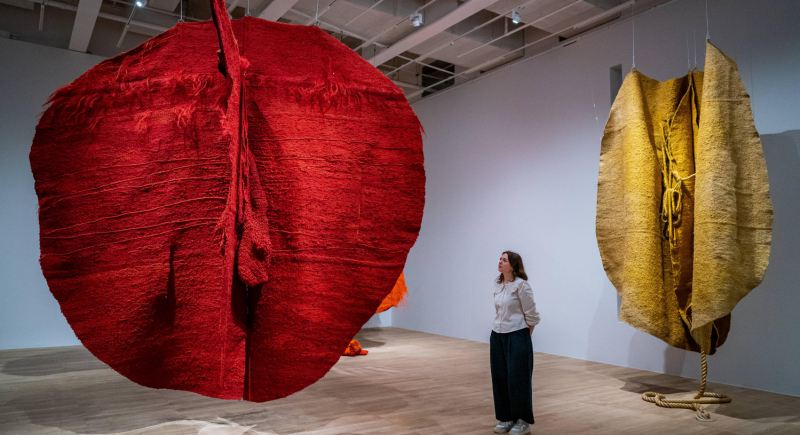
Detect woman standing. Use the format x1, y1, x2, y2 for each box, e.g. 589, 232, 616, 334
491, 251, 540, 435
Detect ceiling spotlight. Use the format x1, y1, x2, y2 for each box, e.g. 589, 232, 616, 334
135, 0, 147, 7
511, 8, 521, 24
411, 12, 423, 27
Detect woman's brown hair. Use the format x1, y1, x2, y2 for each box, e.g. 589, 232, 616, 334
497, 251, 528, 283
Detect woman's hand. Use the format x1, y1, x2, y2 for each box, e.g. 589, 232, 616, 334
529, 326, 534, 336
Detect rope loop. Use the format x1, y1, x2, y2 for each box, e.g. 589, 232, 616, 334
642, 351, 731, 421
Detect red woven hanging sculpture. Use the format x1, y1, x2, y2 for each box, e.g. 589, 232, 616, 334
29, 0, 424, 402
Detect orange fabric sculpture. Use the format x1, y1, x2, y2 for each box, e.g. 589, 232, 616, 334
342, 272, 407, 356
343, 339, 369, 356
377, 271, 408, 313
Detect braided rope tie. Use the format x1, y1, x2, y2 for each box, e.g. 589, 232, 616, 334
642, 351, 731, 421
658, 122, 696, 244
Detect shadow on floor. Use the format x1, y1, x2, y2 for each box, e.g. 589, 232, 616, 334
615, 371, 800, 422
1, 356, 385, 434
618, 376, 693, 395
353, 328, 387, 348
1, 329, 416, 434
713, 400, 800, 423
1, 347, 106, 376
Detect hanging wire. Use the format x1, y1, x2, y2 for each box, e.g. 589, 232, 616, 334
246, 0, 251, 16
631, 2, 636, 68
314, 0, 321, 26
39, 0, 46, 31
311, 0, 340, 25
591, 88, 600, 132
177, 0, 183, 22
684, 0, 694, 70
705, 0, 710, 40
693, 2, 698, 68
686, 29, 691, 70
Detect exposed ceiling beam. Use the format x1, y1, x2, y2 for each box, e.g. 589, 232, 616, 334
365, 0, 500, 67
345, 0, 388, 27
257, 0, 301, 21
384, 0, 546, 77
68, 0, 103, 52
408, 0, 633, 98
582, 0, 621, 10
286, 7, 388, 48
227, 0, 243, 13
383, 0, 546, 77
393, 79, 422, 90
457, 0, 578, 59
148, 0, 181, 12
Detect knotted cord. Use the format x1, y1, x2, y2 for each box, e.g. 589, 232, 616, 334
659, 121, 695, 244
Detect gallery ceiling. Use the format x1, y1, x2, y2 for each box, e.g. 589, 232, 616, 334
0, 0, 673, 102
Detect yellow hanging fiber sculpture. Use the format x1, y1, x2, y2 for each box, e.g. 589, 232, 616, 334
596, 41, 773, 420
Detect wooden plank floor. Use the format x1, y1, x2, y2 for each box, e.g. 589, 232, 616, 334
1, 327, 799, 435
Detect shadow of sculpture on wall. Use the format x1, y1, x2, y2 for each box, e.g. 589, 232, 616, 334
585, 277, 693, 379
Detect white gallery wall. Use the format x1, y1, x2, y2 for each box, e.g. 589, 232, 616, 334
399, 0, 800, 397
0, 38, 104, 350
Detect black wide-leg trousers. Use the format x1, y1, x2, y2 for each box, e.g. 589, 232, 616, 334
490, 328, 535, 424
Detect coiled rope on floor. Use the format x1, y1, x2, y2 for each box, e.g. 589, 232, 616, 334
642, 351, 731, 421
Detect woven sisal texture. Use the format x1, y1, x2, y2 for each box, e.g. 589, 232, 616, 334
596, 41, 772, 354
29, 0, 424, 402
